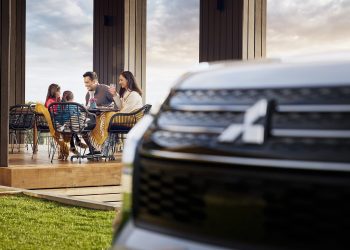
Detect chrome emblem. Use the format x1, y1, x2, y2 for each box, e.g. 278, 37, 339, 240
218, 99, 269, 144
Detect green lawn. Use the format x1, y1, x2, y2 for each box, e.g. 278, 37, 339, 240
0, 195, 116, 250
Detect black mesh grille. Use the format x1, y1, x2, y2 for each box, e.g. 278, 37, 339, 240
148, 131, 350, 163
273, 112, 350, 130
134, 157, 350, 249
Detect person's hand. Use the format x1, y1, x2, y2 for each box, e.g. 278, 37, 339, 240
108, 86, 118, 96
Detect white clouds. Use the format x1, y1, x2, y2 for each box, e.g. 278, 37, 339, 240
267, 0, 350, 57
26, 0, 93, 103
146, 0, 200, 106
147, 0, 199, 64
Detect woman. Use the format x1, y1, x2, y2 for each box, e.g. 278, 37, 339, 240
45, 83, 61, 108
110, 71, 143, 113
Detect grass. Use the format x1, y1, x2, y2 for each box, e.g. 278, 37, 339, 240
0, 194, 116, 250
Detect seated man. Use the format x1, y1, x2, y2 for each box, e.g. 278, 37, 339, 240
82, 71, 114, 156
83, 71, 114, 107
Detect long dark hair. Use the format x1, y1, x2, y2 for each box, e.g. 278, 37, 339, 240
119, 71, 142, 98
46, 83, 60, 103
61, 91, 74, 102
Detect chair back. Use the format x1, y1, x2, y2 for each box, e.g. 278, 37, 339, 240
108, 104, 152, 134
9, 105, 35, 130
48, 102, 95, 135
34, 112, 50, 132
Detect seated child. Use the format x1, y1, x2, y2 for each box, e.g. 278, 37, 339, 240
60, 91, 88, 155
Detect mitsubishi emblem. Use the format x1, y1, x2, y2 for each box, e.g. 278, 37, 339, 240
218, 99, 271, 144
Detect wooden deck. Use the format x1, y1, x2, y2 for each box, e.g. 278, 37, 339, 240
0, 146, 123, 189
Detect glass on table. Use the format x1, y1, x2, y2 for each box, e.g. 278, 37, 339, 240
109, 83, 118, 97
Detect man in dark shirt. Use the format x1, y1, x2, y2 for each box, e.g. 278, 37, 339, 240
82, 71, 113, 156
83, 71, 114, 107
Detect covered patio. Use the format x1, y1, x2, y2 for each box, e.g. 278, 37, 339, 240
0, 0, 266, 191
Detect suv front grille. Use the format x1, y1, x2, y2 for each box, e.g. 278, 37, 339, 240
133, 157, 350, 249
146, 86, 350, 163
169, 87, 350, 106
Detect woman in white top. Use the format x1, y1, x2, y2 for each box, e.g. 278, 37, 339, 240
110, 71, 143, 113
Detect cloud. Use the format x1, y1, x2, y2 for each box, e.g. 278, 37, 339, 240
26, 0, 93, 104
26, 0, 93, 51
147, 0, 199, 65
146, 0, 200, 106
267, 0, 350, 56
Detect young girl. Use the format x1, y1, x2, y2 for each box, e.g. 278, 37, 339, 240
45, 83, 61, 108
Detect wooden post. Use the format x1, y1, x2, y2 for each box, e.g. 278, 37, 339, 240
0, 0, 26, 167
93, 0, 125, 86
0, 0, 11, 167
93, 0, 146, 101
124, 0, 146, 102
200, 0, 266, 62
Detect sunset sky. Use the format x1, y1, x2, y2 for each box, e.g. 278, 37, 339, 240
26, 0, 350, 106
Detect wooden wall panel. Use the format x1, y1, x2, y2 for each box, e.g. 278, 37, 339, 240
200, 0, 244, 61
261, 0, 267, 57
10, 0, 25, 106
124, 0, 146, 98
93, 0, 124, 86
93, 0, 146, 98
1, 0, 25, 167
200, 0, 266, 61
1, 0, 11, 167
242, 0, 266, 59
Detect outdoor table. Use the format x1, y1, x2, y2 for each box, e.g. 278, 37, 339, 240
88, 107, 119, 115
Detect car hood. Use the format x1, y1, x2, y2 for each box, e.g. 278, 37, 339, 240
175, 59, 350, 90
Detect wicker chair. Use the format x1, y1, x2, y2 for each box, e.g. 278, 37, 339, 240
104, 104, 152, 160
9, 104, 35, 153
32, 111, 55, 159
48, 102, 96, 163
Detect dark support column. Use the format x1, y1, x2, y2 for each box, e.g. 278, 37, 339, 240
200, 0, 266, 62
9, 0, 26, 106
0, 0, 11, 167
93, 0, 125, 86
0, 0, 25, 167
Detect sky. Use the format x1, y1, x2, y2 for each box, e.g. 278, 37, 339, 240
26, 0, 93, 104
26, 0, 350, 106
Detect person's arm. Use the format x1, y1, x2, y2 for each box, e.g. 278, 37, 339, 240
113, 94, 122, 109
85, 92, 89, 106
108, 85, 122, 109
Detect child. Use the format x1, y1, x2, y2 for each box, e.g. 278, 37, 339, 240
60, 91, 88, 155
45, 83, 61, 109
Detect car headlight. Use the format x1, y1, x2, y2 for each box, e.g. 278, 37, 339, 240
122, 115, 154, 168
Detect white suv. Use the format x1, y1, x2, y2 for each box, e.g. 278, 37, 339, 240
113, 58, 350, 250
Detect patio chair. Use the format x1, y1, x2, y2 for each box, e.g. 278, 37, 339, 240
32, 111, 55, 159
48, 102, 96, 163
104, 104, 152, 160
9, 104, 35, 153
